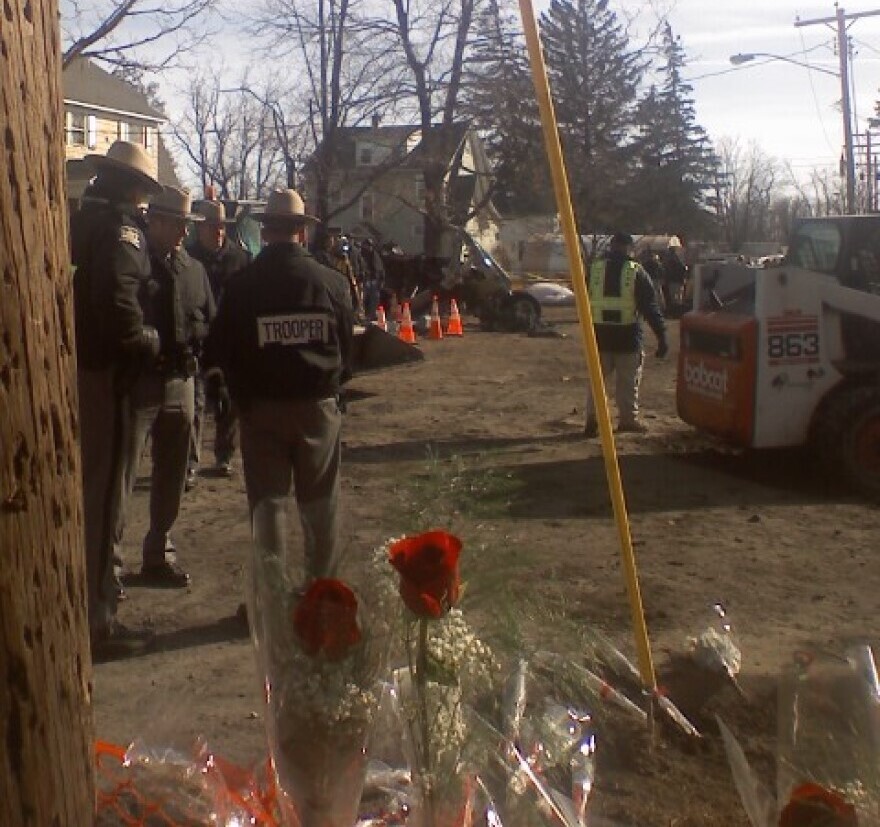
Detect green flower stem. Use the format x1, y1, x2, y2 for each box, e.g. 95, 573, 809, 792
416, 617, 436, 827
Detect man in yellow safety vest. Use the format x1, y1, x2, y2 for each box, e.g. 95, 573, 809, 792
584, 232, 668, 437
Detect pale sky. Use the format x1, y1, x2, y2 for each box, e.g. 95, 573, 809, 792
157, 0, 880, 185
660, 0, 880, 179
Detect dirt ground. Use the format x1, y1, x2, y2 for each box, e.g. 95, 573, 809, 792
94, 306, 880, 826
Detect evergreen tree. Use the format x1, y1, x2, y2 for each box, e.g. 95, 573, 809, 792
633, 23, 719, 237
463, 0, 555, 216
539, 0, 645, 232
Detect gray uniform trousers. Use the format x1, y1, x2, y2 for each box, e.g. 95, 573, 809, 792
113, 372, 195, 566
240, 396, 342, 584
214, 399, 239, 465
585, 350, 644, 426
189, 372, 206, 471
78, 367, 124, 635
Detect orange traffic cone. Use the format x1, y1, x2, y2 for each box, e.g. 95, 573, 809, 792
429, 295, 444, 340
446, 298, 464, 336
374, 305, 388, 332
398, 302, 416, 343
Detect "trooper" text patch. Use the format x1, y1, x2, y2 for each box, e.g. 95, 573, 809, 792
257, 313, 328, 346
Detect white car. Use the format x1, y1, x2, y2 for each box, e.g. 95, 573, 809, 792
525, 281, 576, 306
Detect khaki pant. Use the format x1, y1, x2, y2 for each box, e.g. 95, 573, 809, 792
113, 373, 194, 566
585, 350, 644, 426
240, 397, 342, 584
78, 367, 124, 636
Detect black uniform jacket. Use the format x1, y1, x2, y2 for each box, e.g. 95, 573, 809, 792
149, 247, 216, 371
187, 238, 251, 307
204, 242, 354, 406
71, 196, 154, 370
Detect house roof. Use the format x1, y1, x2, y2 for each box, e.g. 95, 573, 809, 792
62, 57, 164, 121
309, 122, 470, 170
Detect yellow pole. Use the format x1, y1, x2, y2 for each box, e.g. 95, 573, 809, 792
516, 0, 657, 690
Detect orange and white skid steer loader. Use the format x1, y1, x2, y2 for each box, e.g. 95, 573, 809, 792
677, 216, 880, 497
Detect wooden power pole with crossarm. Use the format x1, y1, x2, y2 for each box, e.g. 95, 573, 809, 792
796, 5, 880, 214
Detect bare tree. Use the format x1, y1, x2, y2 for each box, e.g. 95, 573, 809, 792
716, 138, 782, 248
804, 167, 846, 216
383, 0, 480, 254
171, 72, 302, 199
61, 0, 218, 70
250, 0, 406, 221
780, 162, 845, 221
2, 1, 95, 823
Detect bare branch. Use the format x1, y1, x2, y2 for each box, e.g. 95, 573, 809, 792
62, 0, 217, 71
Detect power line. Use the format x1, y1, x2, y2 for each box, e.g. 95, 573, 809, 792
683, 43, 831, 83
796, 25, 836, 155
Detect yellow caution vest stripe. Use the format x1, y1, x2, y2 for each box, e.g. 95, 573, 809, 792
588, 259, 638, 324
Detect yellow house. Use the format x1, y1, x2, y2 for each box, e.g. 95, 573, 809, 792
62, 57, 177, 207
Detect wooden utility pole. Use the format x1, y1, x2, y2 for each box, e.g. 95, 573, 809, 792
796, 5, 880, 214
0, 2, 96, 825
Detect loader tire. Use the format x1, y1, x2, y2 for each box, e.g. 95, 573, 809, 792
814, 383, 880, 499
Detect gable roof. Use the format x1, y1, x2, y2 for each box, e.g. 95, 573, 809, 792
62, 57, 164, 122
309, 122, 471, 171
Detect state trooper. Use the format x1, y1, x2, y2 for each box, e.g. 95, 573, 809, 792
186, 199, 251, 484
584, 232, 668, 437
71, 140, 163, 657
204, 189, 354, 583
112, 187, 208, 588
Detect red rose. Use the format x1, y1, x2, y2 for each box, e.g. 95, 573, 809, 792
779, 783, 858, 827
388, 531, 462, 618
292, 579, 362, 660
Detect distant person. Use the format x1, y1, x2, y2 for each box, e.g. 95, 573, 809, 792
584, 232, 668, 437
186, 200, 251, 484
359, 237, 386, 321
204, 190, 355, 583
638, 248, 665, 311
315, 228, 361, 319
112, 187, 207, 590
660, 235, 688, 314
72, 140, 163, 657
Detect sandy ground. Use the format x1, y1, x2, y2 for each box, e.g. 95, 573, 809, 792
93, 306, 880, 826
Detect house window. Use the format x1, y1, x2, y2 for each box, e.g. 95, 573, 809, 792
143, 125, 153, 149
360, 191, 374, 222
66, 111, 86, 146
358, 144, 374, 166
87, 115, 97, 149
415, 178, 426, 206
412, 222, 423, 238
118, 121, 130, 141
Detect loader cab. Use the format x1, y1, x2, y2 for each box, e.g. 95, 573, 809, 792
786, 216, 880, 364
786, 216, 880, 293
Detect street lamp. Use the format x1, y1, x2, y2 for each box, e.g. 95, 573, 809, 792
729, 50, 855, 212
729, 52, 839, 77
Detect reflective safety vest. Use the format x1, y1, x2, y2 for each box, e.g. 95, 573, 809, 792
588, 259, 638, 324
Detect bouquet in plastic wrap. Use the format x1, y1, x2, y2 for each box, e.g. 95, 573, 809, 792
720, 642, 880, 827
249, 500, 396, 827
95, 737, 271, 826
387, 530, 500, 827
